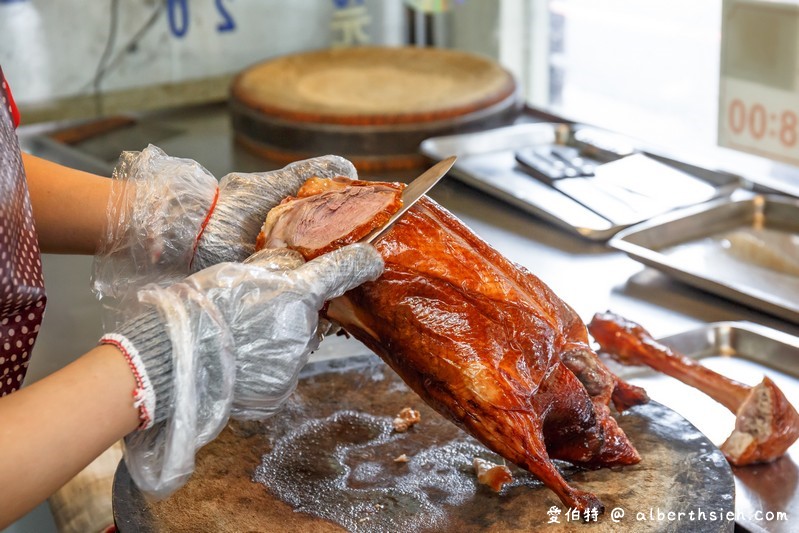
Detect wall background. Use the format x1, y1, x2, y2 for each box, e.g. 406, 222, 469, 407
0, 0, 411, 122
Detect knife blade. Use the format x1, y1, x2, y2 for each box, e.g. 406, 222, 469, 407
362, 155, 457, 243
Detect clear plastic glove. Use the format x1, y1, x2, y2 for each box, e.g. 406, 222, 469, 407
102, 243, 383, 499
93, 144, 357, 328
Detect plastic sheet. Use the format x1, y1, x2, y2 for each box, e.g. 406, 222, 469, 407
92, 145, 217, 330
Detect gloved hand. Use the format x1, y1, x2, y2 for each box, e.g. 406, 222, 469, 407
99, 243, 384, 498
93, 144, 358, 327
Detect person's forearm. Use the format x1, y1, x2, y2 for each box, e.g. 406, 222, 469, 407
23, 152, 111, 254
0, 345, 139, 528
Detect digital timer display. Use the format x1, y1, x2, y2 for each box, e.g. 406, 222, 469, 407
720, 81, 799, 165
727, 101, 796, 147
718, 0, 799, 166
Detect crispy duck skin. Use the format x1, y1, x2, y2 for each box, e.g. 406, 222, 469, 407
258, 178, 649, 512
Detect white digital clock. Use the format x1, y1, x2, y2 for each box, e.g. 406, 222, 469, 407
718, 0, 799, 166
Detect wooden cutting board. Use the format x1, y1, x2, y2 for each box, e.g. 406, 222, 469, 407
113, 356, 735, 532
229, 46, 521, 171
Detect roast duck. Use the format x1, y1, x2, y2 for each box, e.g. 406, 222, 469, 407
256, 176, 650, 513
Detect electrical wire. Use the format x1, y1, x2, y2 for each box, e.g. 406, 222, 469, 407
89, 0, 166, 115
93, 0, 120, 115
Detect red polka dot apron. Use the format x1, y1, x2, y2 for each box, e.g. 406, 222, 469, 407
0, 67, 46, 396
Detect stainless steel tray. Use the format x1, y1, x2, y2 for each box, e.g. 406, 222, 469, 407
610, 192, 799, 324
420, 123, 741, 241
606, 322, 799, 533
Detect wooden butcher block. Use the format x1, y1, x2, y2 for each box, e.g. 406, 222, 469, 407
113, 355, 735, 533
229, 46, 521, 171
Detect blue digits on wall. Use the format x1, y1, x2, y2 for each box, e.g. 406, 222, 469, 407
167, 0, 189, 37
215, 0, 236, 32
333, 0, 365, 8
167, 0, 236, 38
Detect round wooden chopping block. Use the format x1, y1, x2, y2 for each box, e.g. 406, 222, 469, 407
230, 46, 521, 171
113, 356, 735, 533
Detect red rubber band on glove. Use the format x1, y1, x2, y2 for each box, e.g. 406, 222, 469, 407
189, 186, 220, 270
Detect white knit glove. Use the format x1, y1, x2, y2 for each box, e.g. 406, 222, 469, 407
100, 244, 383, 499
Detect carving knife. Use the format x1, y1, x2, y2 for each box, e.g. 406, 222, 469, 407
362, 155, 457, 243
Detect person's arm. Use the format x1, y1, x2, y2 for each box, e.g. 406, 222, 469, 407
22, 152, 111, 254
0, 345, 139, 528
0, 241, 381, 526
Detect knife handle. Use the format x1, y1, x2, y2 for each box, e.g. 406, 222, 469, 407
516, 147, 587, 183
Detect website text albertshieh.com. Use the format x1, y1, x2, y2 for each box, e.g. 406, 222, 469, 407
544, 505, 789, 525
613, 508, 789, 524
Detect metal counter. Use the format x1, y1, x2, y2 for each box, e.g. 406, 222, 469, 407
18, 102, 799, 531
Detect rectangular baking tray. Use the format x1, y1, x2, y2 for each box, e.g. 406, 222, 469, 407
420, 123, 741, 241
606, 322, 799, 533
610, 192, 799, 324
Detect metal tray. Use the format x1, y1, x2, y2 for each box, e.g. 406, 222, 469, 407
606, 322, 799, 533
420, 123, 741, 241
610, 192, 799, 324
